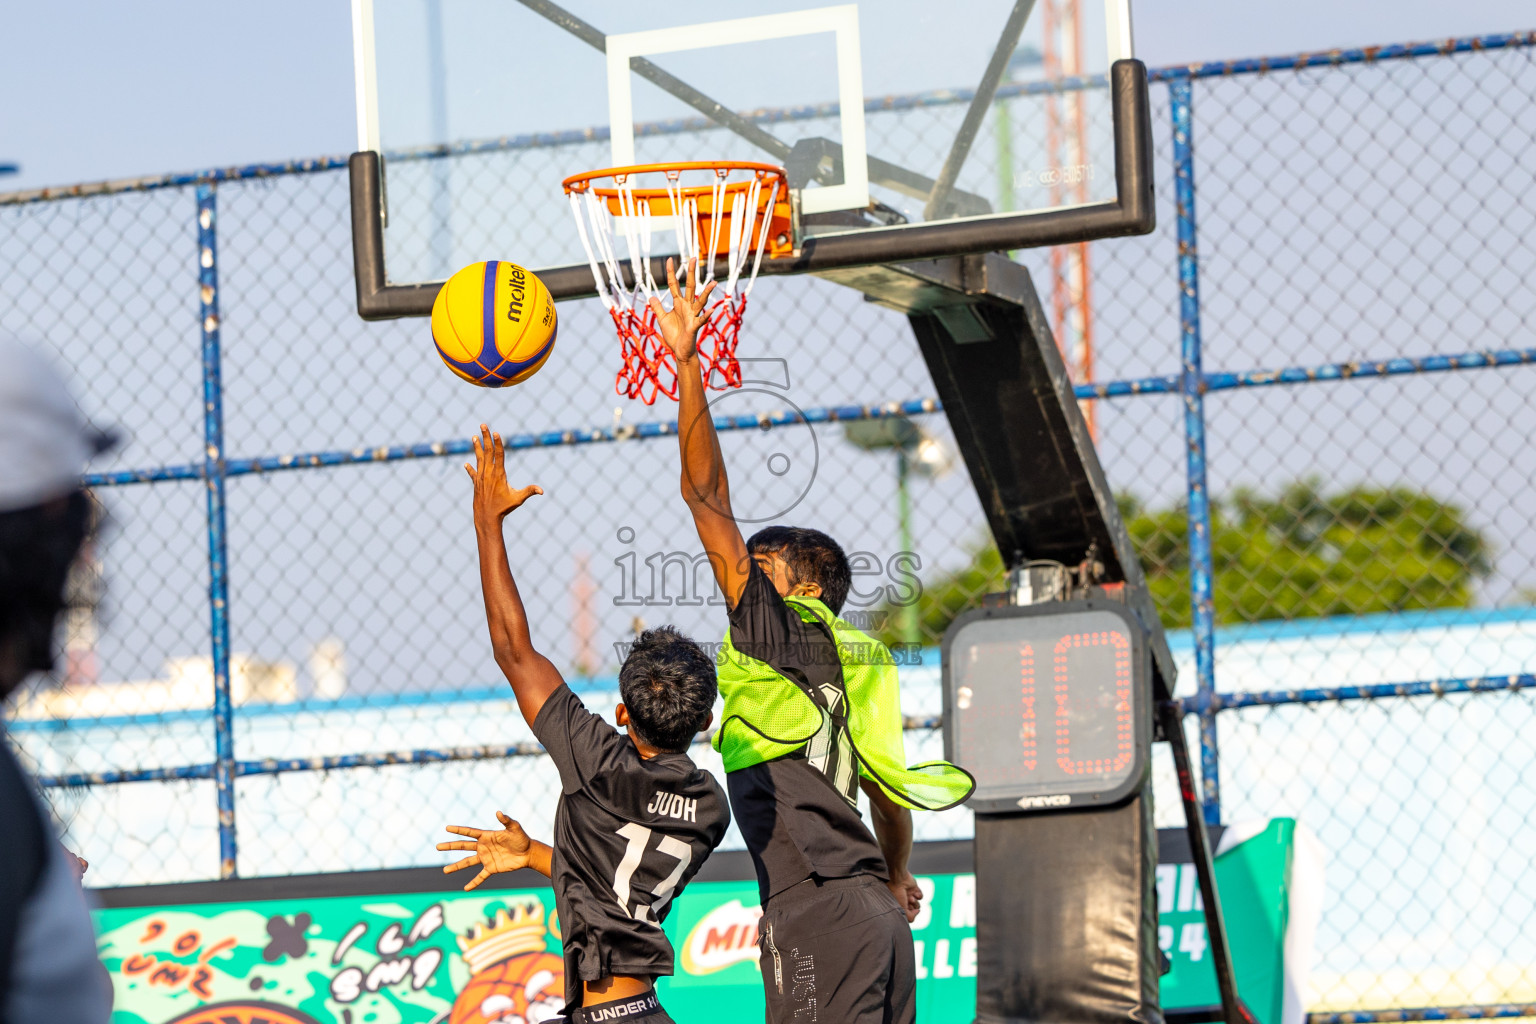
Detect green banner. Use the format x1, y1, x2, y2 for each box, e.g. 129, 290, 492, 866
98, 827, 1292, 1024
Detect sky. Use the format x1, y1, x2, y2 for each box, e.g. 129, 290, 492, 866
1, 1, 1533, 193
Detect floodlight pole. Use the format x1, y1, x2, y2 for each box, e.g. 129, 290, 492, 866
895, 447, 918, 647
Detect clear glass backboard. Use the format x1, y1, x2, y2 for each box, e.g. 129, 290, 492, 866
350, 0, 1145, 307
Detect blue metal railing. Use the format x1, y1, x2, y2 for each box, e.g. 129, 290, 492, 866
195, 184, 238, 880
74, 342, 1535, 491
1169, 77, 1222, 826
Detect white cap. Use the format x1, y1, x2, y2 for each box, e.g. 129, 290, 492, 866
0, 337, 104, 512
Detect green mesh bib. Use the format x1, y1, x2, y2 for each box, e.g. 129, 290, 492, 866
714, 596, 975, 812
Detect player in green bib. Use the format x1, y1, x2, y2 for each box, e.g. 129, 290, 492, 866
648, 259, 974, 1024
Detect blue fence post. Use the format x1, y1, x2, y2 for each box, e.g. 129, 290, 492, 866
197, 183, 238, 878
1170, 78, 1221, 825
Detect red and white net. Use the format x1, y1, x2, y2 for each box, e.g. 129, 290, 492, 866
566, 164, 782, 404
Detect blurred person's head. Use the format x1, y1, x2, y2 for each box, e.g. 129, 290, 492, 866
0, 338, 105, 698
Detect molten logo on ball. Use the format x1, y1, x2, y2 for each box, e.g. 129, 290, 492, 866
432, 261, 557, 388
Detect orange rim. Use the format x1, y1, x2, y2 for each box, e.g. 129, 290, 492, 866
564, 158, 795, 260
562, 160, 788, 202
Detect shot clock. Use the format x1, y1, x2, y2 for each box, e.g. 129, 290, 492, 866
942, 599, 1151, 814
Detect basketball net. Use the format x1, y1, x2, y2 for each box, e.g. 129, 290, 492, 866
564, 162, 786, 404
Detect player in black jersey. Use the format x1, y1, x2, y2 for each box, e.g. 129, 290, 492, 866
437, 425, 729, 1024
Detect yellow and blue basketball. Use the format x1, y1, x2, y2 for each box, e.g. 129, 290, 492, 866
431, 261, 557, 387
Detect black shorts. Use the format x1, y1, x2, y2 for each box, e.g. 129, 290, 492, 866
757, 875, 916, 1024
569, 989, 675, 1024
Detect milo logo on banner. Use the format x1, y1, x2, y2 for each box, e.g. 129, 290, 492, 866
679, 899, 762, 975
656, 878, 979, 1022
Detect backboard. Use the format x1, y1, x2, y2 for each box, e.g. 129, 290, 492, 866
349, 0, 1151, 318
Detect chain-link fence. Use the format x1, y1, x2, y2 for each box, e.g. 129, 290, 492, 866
3, 29, 1535, 1017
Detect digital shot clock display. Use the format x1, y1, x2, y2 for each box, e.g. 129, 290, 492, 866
941, 600, 1151, 813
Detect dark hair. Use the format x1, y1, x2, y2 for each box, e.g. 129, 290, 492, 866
746, 526, 852, 614
0, 491, 92, 694
618, 626, 718, 753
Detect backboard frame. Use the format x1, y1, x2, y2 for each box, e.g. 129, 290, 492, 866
349, 0, 1155, 320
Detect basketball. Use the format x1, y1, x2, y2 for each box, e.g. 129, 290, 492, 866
431, 260, 557, 387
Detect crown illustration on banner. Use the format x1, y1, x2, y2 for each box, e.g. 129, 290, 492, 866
458, 897, 548, 974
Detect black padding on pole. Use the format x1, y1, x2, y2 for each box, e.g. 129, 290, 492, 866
974, 787, 1161, 1024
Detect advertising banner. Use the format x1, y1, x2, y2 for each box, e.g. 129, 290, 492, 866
97, 825, 1303, 1023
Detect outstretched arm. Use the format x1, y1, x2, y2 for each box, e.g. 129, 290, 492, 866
438, 811, 554, 889
861, 777, 922, 923
467, 424, 562, 726
649, 259, 753, 609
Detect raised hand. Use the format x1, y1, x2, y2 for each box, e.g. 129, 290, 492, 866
647, 257, 717, 363
465, 423, 543, 525
438, 811, 536, 891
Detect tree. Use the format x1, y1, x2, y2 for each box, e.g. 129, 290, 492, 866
881, 479, 1492, 644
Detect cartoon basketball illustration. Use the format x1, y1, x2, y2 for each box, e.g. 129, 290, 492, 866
449, 897, 565, 1024
166, 1001, 323, 1024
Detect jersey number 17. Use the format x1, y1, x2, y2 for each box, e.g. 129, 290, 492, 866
612, 823, 692, 922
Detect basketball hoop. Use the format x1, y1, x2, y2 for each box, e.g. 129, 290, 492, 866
563, 161, 792, 404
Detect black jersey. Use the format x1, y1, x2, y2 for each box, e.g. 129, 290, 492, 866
725, 562, 889, 903
532, 684, 729, 1015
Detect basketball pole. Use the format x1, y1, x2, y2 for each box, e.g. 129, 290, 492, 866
821, 251, 1252, 1023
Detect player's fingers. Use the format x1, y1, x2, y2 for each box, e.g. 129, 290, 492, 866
443, 825, 483, 838
647, 295, 666, 319
443, 855, 481, 874
436, 841, 477, 852
463, 867, 491, 892
695, 278, 717, 311
465, 464, 475, 481
666, 258, 681, 302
